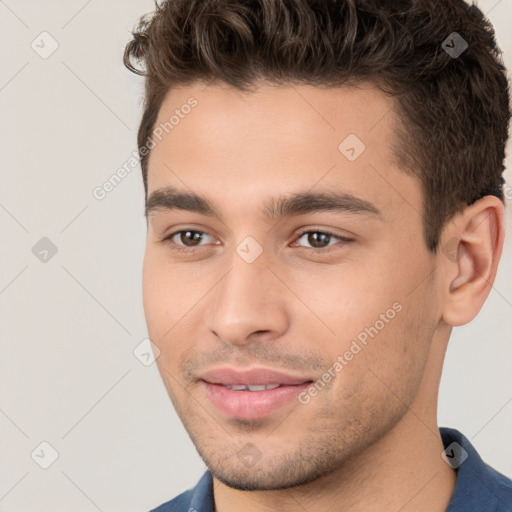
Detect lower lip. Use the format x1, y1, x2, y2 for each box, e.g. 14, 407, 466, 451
202, 381, 311, 420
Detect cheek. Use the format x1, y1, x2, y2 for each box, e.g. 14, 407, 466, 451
290, 257, 433, 378
141, 249, 186, 344
142, 249, 208, 365
142, 250, 190, 318
345, 287, 436, 405
289, 263, 397, 338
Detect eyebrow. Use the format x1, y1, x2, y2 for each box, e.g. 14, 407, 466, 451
145, 186, 381, 221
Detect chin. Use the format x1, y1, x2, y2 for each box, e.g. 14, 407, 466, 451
206, 455, 339, 492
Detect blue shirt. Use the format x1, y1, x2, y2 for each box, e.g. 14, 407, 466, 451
150, 427, 512, 511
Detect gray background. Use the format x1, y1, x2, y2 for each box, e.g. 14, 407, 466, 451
0, 1, 511, 511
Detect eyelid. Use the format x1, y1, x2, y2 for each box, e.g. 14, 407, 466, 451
295, 226, 353, 240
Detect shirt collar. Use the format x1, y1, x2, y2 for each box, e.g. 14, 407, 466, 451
441, 426, 507, 511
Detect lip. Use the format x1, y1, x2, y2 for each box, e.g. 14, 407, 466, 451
199, 367, 312, 386
199, 367, 313, 420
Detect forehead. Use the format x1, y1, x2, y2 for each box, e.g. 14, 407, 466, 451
146, 81, 419, 221
149, 80, 395, 161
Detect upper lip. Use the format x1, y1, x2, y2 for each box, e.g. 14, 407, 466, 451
199, 367, 312, 386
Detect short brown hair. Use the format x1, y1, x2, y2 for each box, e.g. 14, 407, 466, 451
124, 0, 510, 252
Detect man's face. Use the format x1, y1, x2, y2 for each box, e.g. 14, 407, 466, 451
143, 81, 442, 490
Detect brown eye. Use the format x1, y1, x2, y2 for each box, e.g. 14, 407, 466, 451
162, 229, 214, 252
294, 230, 353, 251
301, 232, 333, 249
175, 230, 205, 247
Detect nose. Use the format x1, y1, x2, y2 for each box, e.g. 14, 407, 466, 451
207, 252, 290, 348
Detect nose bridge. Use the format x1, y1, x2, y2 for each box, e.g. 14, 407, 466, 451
208, 247, 288, 345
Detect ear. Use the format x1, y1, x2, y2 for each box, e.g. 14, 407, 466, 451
440, 196, 505, 327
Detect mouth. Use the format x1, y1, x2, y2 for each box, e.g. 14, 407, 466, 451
199, 366, 313, 386
220, 383, 283, 391
197, 367, 314, 420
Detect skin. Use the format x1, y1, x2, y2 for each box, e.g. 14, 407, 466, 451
142, 81, 504, 512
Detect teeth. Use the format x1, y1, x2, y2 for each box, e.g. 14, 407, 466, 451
227, 385, 249, 391
224, 384, 281, 391
247, 384, 279, 391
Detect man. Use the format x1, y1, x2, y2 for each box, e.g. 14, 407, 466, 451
124, 0, 512, 510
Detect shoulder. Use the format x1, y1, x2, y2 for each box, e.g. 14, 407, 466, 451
148, 470, 214, 512
487, 464, 512, 511
441, 427, 512, 511
149, 488, 194, 512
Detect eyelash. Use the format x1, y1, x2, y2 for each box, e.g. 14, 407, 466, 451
161, 228, 354, 254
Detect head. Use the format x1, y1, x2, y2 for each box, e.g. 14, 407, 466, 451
125, 0, 509, 491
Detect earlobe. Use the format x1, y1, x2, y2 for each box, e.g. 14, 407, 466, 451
441, 196, 505, 327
